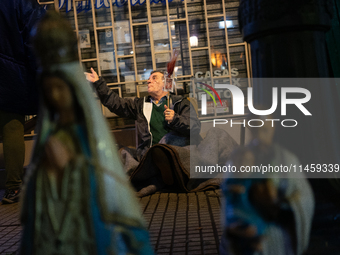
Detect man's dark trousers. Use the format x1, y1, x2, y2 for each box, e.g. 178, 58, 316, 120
0, 110, 25, 190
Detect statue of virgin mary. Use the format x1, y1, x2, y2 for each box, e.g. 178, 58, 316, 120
20, 11, 153, 255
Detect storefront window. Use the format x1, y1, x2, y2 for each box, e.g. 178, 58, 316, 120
43, 0, 251, 120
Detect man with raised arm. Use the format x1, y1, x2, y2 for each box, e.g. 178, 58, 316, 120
85, 68, 203, 196
85, 68, 201, 160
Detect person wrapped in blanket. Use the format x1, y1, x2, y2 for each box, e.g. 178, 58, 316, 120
20, 11, 153, 255
85, 66, 239, 197
85, 67, 205, 197
220, 113, 314, 255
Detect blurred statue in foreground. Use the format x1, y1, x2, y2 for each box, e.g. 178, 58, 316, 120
20, 11, 153, 255
220, 114, 314, 255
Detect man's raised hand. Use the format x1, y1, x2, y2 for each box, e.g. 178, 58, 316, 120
84, 67, 99, 83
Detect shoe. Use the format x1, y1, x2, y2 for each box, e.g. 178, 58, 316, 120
1, 189, 21, 204
137, 184, 159, 198
136, 174, 165, 198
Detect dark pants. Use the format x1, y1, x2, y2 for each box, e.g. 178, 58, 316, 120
0, 110, 25, 190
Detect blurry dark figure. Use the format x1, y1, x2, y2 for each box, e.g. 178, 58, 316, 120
0, 0, 45, 204
220, 114, 314, 255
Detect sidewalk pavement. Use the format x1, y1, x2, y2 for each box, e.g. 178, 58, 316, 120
0, 190, 21, 255
0, 189, 222, 255
1, 188, 340, 255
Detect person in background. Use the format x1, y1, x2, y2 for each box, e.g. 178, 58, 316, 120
86, 68, 238, 197
85, 67, 201, 161
85, 68, 203, 196
0, 0, 45, 204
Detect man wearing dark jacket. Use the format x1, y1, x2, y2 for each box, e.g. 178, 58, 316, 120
0, 0, 45, 203
86, 68, 201, 161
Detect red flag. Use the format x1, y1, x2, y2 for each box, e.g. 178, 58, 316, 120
167, 49, 179, 77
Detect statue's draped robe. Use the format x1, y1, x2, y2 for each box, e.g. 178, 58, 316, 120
20, 62, 154, 255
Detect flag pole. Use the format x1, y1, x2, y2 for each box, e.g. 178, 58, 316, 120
168, 91, 170, 108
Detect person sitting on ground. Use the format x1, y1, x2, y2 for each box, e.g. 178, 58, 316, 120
86, 68, 238, 197
85, 68, 209, 196
85, 68, 201, 161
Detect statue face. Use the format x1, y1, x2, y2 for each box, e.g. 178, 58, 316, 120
42, 76, 74, 113
147, 72, 164, 96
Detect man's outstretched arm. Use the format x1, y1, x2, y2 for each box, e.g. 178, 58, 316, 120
86, 68, 140, 120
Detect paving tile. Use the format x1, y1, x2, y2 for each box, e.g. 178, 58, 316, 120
172, 247, 186, 252
187, 250, 203, 255
203, 244, 218, 250
188, 247, 202, 252
171, 252, 186, 255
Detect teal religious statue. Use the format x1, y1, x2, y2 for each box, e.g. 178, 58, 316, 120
20, 11, 153, 255
220, 113, 315, 255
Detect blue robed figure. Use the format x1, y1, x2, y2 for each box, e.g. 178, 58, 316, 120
20, 11, 154, 255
